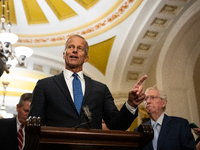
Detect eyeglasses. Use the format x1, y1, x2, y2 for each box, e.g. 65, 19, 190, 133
144, 96, 160, 103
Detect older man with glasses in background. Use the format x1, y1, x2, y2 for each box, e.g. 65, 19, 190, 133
135, 87, 196, 150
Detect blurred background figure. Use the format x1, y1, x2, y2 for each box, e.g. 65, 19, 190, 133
0, 93, 32, 150
135, 87, 196, 150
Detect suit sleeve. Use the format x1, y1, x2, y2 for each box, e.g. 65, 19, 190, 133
103, 85, 138, 130
28, 80, 46, 126
180, 119, 196, 149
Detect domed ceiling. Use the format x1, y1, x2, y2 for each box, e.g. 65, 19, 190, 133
0, 0, 199, 114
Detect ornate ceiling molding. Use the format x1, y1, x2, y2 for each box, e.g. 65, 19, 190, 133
15, 0, 144, 47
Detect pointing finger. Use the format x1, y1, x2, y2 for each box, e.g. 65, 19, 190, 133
135, 75, 147, 87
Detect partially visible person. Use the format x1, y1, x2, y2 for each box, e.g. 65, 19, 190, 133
0, 93, 32, 150
193, 127, 200, 150
134, 87, 196, 150
29, 34, 147, 130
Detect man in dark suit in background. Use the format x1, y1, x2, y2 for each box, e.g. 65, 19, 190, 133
28, 34, 147, 130
0, 93, 32, 150
135, 87, 196, 150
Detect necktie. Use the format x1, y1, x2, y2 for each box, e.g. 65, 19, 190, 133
72, 73, 83, 114
153, 122, 159, 150
18, 124, 24, 150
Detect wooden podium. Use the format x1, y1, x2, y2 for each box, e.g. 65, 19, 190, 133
25, 117, 153, 150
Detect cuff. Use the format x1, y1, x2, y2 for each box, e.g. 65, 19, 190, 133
125, 101, 137, 115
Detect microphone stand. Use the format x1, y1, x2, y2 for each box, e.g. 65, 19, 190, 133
74, 105, 92, 129
74, 120, 91, 129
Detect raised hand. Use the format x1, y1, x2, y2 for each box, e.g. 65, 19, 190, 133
127, 75, 147, 107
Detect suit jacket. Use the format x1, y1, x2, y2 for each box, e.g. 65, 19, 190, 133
135, 114, 196, 150
0, 117, 28, 150
196, 138, 200, 145
29, 72, 137, 130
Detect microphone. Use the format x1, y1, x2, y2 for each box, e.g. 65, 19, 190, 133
82, 105, 92, 123
74, 105, 92, 129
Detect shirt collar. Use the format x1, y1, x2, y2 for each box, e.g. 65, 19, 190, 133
151, 113, 164, 126
16, 115, 23, 128
63, 69, 84, 80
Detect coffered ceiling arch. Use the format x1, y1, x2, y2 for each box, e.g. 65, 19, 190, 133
155, 3, 200, 122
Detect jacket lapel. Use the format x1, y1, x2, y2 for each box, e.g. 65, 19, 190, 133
141, 114, 171, 150
157, 114, 171, 150
81, 75, 93, 105
53, 72, 76, 110
143, 120, 154, 150
53, 72, 94, 115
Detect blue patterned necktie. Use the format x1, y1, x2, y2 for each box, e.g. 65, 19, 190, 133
153, 122, 159, 150
72, 73, 83, 114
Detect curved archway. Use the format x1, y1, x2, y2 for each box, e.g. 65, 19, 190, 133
157, 1, 200, 123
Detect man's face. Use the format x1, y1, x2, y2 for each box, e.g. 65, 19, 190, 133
63, 36, 89, 71
144, 89, 166, 115
17, 101, 31, 124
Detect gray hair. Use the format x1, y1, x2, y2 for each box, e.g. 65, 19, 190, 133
64, 34, 89, 55
145, 87, 167, 110
18, 93, 32, 106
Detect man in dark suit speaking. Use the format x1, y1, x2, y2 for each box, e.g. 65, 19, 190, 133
135, 87, 196, 150
28, 34, 147, 130
0, 93, 32, 150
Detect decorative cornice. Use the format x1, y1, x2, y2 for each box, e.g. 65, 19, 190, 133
15, 0, 144, 47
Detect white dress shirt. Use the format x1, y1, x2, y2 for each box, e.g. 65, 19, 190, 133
151, 112, 164, 132
63, 69, 85, 102
63, 69, 136, 115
